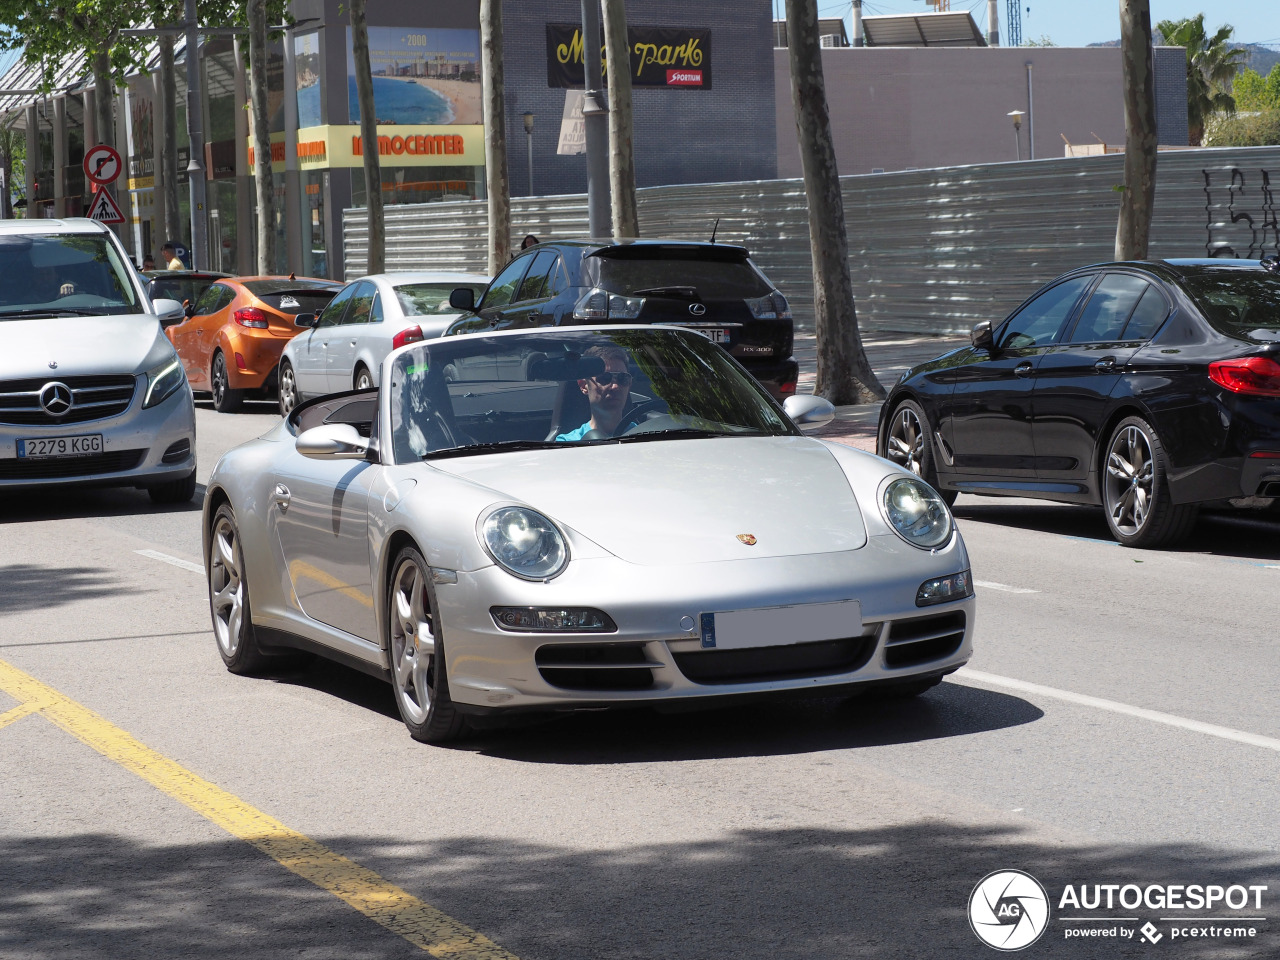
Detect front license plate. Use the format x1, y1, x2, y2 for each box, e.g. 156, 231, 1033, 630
17, 434, 104, 459
691, 327, 728, 343
700, 600, 862, 650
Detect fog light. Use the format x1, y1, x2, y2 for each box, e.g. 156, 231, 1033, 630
916, 570, 972, 607
490, 606, 617, 632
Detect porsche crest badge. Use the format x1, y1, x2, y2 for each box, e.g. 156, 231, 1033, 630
736, 534, 757, 545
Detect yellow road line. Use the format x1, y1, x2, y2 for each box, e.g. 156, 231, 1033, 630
0, 656, 517, 959
0, 698, 45, 730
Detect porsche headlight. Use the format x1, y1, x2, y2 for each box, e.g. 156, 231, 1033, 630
481, 506, 568, 580
143, 357, 185, 409
881, 476, 953, 549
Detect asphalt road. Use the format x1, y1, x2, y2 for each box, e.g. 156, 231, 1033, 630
3, 385, 1280, 959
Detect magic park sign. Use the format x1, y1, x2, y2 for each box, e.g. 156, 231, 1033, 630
546, 23, 711, 89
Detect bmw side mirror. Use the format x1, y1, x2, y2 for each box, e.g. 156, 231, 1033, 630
971, 320, 994, 350
153, 298, 186, 327
294, 313, 317, 328
296, 423, 368, 460
783, 395, 836, 433
448, 287, 475, 311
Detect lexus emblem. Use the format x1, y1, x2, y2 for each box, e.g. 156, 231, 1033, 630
736, 534, 757, 545
39, 382, 74, 417
688, 302, 707, 316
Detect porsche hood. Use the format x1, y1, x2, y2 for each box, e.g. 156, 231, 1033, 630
428, 435, 868, 565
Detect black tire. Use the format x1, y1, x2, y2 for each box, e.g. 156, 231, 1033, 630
1101, 415, 1198, 548
354, 364, 374, 392
882, 398, 957, 506
278, 360, 299, 417
149, 469, 197, 504
208, 503, 272, 674
386, 545, 467, 743
211, 352, 244, 413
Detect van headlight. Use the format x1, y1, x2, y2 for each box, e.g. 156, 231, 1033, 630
881, 476, 953, 549
143, 357, 186, 409
480, 506, 569, 580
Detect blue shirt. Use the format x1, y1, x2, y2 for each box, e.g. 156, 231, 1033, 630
555, 421, 636, 442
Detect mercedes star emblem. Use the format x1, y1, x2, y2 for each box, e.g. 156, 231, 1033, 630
688, 302, 707, 316
39, 382, 74, 417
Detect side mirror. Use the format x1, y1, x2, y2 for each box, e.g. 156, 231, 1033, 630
153, 298, 186, 327
448, 287, 476, 311
294, 313, 317, 328
783, 394, 837, 433
183, 299, 195, 318
971, 320, 994, 350
296, 423, 367, 460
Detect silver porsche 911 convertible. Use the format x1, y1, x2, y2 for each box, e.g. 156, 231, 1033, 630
203, 325, 975, 743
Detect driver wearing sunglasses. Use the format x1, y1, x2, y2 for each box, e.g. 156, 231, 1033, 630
555, 345, 640, 441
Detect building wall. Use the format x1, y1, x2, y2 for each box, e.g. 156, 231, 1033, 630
775, 45, 1188, 179
502, 0, 777, 199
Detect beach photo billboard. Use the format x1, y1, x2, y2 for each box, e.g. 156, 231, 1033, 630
346, 27, 482, 127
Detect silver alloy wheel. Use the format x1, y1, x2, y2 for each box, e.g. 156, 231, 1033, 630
212, 354, 227, 407
887, 405, 926, 477
210, 514, 245, 658
389, 557, 436, 725
1105, 423, 1155, 536
355, 367, 373, 391
279, 362, 297, 414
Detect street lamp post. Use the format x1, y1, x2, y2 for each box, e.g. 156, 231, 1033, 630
1007, 109, 1025, 162
522, 111, 534, 197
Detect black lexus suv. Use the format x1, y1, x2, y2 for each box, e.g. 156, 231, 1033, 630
445, 239, 799, 399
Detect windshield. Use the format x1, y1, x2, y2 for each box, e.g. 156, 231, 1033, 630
0, 233, 140, 318
594, 256, 773, 299
395, 282, 488, 316
389, 328, 796, 462
1180, 269, 1280, 342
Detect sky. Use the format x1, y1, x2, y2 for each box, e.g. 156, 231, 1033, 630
786, 1, 1279, 49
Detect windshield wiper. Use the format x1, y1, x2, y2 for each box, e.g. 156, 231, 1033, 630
615, 428, 733, 443
0, 307, 105, 318
632, 286, 699, 299
423, 439, 563, 460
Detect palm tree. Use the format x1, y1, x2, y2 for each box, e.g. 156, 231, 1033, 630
1156, 14, 1249, 145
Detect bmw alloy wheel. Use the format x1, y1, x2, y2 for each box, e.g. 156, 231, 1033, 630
887, 404, 926, 477
1104, 423, 1154, 537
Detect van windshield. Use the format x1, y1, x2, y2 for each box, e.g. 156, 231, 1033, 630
0, 234, 140, 319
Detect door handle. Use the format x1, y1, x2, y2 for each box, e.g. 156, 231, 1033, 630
488, 318, 499, 327
1013, 362, 1034, 378
271, 483, 291, 511
350, 339, 357, 346
1094, 356, 1117, 372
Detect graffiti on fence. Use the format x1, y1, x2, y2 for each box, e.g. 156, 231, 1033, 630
1204, 168, 1280, 258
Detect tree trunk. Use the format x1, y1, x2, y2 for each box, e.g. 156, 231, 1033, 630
159, 35, 181, 246
350, 0, 384, 274
248, 0, 276, 274
785, 0, 882, 404
1116, 0, 1157, 260
602, 0, 638, 238
480, 0, 510, 274
92, 46, 119, 235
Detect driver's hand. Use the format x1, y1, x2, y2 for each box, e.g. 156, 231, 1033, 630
59, 282, 76, 297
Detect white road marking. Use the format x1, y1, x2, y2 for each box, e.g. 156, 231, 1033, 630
973, 580, 1040, 594
134, 549, 204, 575
954, 668, 1280, 754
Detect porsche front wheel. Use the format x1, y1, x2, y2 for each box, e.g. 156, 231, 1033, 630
387, 546, 467, 743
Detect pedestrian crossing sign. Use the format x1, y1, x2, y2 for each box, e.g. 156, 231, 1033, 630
86, 189, 125, 224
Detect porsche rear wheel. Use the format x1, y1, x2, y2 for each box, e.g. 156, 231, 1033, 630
209, 504, 271, 674
278, 360, 299, 417
211, 352, 244, 413
884, 399, 956, 506
387, 546, 467, 743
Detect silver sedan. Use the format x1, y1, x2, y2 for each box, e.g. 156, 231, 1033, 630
203, 326, 975, 743
278, 271, 488, 414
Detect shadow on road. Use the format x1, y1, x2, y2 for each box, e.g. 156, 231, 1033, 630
0, 486, 201, 524
0, 563, 123, 614
0, 824, 1274, 959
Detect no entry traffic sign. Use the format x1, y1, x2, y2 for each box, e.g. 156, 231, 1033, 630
83, 144, 122, 186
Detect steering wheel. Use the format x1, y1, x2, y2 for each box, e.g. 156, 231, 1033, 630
623, 398, 666, 423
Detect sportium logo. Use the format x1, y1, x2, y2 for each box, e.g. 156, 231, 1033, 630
969, 870, 1051, 951
666, 69, 703, 86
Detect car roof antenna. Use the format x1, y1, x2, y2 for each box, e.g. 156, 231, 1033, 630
709, 218, 719, 245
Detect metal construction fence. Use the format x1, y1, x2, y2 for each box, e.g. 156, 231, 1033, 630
344, 146, 1280, 335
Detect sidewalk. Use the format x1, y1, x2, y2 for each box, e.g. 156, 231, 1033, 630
792, 332, 966, 452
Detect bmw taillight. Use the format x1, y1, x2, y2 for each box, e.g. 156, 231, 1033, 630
392, 325, 425, 350
233, 307, 269, 329
1208, 356, 1280, 397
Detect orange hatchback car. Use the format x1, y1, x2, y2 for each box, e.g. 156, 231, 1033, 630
166, 276, 341, 412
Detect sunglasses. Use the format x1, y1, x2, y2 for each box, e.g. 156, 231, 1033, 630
590, 372, 633, 386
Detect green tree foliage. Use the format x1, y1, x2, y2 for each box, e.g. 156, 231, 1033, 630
1155, 14, 1249, 145
1234, 65, 1280, 112
1203, 110, 1280, 147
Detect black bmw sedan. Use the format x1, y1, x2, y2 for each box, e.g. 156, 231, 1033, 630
876, 258, 1280, 548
